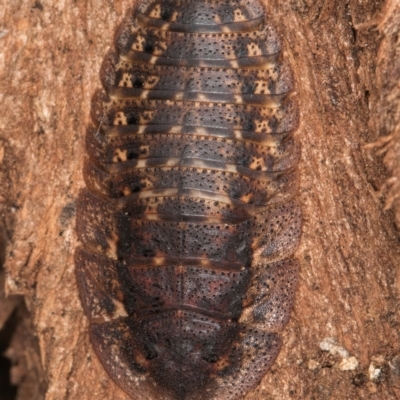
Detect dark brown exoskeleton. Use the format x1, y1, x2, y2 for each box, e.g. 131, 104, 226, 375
76, 0, 301, 399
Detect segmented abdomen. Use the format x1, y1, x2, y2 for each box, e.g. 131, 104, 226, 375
76, 1, 301, 399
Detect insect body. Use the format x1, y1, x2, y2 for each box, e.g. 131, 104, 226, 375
76, 1, 301, 399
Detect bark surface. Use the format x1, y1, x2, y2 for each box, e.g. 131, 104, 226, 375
1, 0, 400, 399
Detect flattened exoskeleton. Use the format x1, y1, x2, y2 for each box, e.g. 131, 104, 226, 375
76, 1, 301, 399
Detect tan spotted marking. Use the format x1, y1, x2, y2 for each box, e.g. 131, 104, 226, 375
249, 157, 268, 171
113, 148, 128, 162
135, 188, 235, 205
144, 75, 160, 89
103, 125, 282, 146
254, 120, 271, 133
254, 80, 269, 95
247, 43, 263, 57
149, 4, 161, 18
113, 112, 128, 126
234, 9, 247, 22
152, 41, 168, 56
118, 73, 133, 88
132, 34, 146, 51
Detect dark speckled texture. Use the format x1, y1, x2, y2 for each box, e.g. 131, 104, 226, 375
76, 1, 301, 399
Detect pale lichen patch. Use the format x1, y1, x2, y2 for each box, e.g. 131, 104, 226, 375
319, 337, 359, 371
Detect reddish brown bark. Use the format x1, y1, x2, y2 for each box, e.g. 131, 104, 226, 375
1, 0, 400, 399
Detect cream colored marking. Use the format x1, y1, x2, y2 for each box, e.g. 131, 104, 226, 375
196, 93, 208, 101
154, 257, 167, 266
254, 80, 269, 95
187, 159, 239, 174
140, 90, 150, 99
106, 232, 118, 260
269, 69, 279, 80
222, 26, 232, 33
123, 187, 131, 196
247, 43, 263, 56
135, 160, 148, 168
149, 4, 161, 18
104, 127, 281, 146
161, 23, 171, 31
187, 189, 234, 205
132, 34, 146, 51
261, 108, 278, 118
174, 92, 184, 100
194, 127, 208, 135
168, 126, 183, 134
234, 9, 246, 22
230, 60, 239, 68
144, 75, 160, 89
171, 11, 179, 22
234, 95, 243, 104
113, 148, 128, 162
249, 157, 267, 171
112, 158, 273, 181
200, 259, 213, 268
240, 193, 254, 203
265, 98, 281, 109
149, 56, 158, 64
214, 14, 222, 24
254, 120, 271, 133
238, 307, 252, 324
118, 73, 133, 88
233, 130, 243, 140
113, 112, 127, 126
110, 299, 128, 319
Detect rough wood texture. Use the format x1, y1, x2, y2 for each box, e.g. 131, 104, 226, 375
1, 0, 399, 399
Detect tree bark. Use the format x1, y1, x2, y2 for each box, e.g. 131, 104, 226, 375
1, 0, 400, 399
